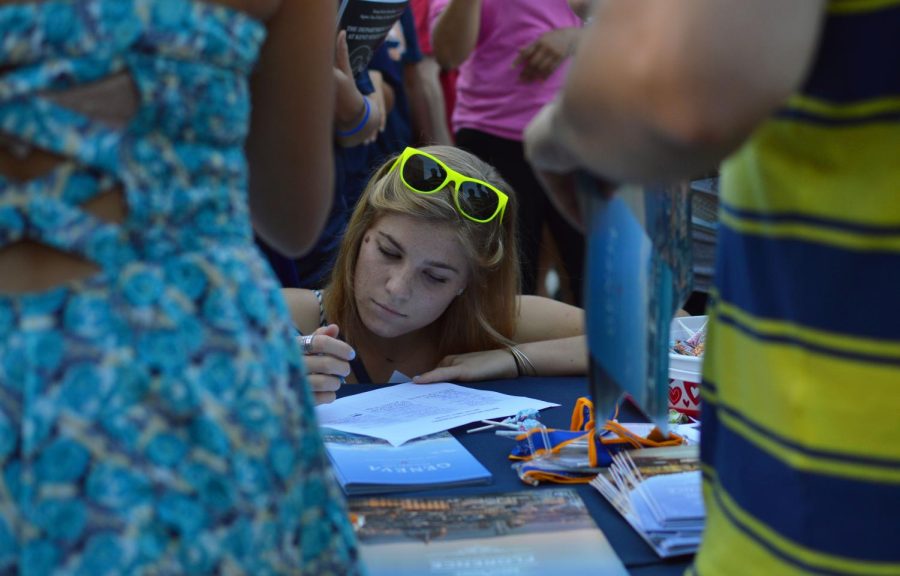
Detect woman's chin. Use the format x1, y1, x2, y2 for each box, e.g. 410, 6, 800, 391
359, 311, 406, 339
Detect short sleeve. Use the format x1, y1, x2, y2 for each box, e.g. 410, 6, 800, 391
429, 0, 451, 39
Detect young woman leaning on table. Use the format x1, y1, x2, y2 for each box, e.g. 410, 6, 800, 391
283, 145, 586, 403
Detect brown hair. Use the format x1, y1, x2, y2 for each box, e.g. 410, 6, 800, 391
323, 145, 520, 358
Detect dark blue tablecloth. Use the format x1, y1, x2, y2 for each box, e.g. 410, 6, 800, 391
337, 377, 694, 575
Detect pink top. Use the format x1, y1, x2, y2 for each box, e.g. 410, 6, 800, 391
430, 0, 581, 141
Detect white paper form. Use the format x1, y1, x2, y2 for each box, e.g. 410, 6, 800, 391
315, 383, 559, 446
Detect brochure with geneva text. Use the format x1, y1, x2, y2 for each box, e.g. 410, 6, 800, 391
322, 428, 492, 495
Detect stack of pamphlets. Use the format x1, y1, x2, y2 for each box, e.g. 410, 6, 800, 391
590, 445, 704, 557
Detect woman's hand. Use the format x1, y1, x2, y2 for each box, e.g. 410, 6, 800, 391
412, 349, 518, 384
299, 324, 355, 404
514, 28, 579, 83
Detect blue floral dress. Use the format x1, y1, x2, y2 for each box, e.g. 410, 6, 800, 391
0, 1, 362, 574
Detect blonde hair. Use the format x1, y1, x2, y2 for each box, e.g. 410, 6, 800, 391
324, 145, 520, 357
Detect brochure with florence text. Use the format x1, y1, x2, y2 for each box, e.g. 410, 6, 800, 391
349, 488, 629, 576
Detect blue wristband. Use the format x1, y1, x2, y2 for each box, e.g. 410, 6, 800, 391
335, 97, 371, 137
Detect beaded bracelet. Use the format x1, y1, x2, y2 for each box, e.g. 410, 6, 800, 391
335, 96, 371, 137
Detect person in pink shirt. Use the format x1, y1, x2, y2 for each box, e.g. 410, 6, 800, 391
430, 0, 586, 303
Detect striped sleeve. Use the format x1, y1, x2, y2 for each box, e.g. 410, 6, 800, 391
693, 0, 900, 574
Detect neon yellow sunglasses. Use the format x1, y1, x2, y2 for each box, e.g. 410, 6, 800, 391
389, 147, 509, 224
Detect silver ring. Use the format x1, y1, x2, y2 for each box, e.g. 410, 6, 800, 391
300, 334, 315, 355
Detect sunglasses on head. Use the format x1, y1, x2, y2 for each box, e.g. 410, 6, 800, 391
389, 147, 509, 224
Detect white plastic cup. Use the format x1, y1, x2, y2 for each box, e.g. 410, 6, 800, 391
668, 315, 706, 418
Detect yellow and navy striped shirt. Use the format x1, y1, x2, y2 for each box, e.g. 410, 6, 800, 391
694, 1, 900, 574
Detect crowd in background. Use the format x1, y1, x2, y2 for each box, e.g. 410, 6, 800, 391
260, 0, 590, 308
2, 0, 896, 574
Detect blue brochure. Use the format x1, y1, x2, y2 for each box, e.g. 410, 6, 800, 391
322, 428, 492, 495
579, 176, 693, 431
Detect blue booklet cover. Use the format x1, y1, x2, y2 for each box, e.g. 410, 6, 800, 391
579, 176, 693, 431
322, 428, 492, 495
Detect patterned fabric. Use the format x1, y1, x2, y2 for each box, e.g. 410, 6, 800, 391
0, 1, 362, 574
694, 1, 900, 574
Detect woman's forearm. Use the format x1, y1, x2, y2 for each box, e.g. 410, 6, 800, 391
431, 0, 482, 70
518, 336, 588, 376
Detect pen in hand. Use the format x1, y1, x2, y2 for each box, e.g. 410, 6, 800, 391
298, 323, 355, 405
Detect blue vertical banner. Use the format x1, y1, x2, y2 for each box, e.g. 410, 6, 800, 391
580, 175, 693, 432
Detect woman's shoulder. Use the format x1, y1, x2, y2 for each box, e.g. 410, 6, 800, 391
516, 294, 582, 312
282, 288, 328, 334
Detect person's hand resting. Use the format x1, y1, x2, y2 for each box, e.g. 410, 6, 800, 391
299, 323, 355, 404
412, 348, 519, 384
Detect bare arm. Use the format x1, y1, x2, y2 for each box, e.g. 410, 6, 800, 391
414, 295, 586, 383
282, 288, 323, 335
405, 57, 453, 145
246, 1, 335, 258
334, 31, 383, 148
526, 0, 826, 184
513, 295, 586, 376
431, 0, 481, 69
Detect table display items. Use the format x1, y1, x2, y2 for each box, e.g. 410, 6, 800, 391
506, 397, 687, 486
668, 315, 706, 419
591, 445, 704, 557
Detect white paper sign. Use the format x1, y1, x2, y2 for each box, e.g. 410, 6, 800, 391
316, 382, 559, 446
